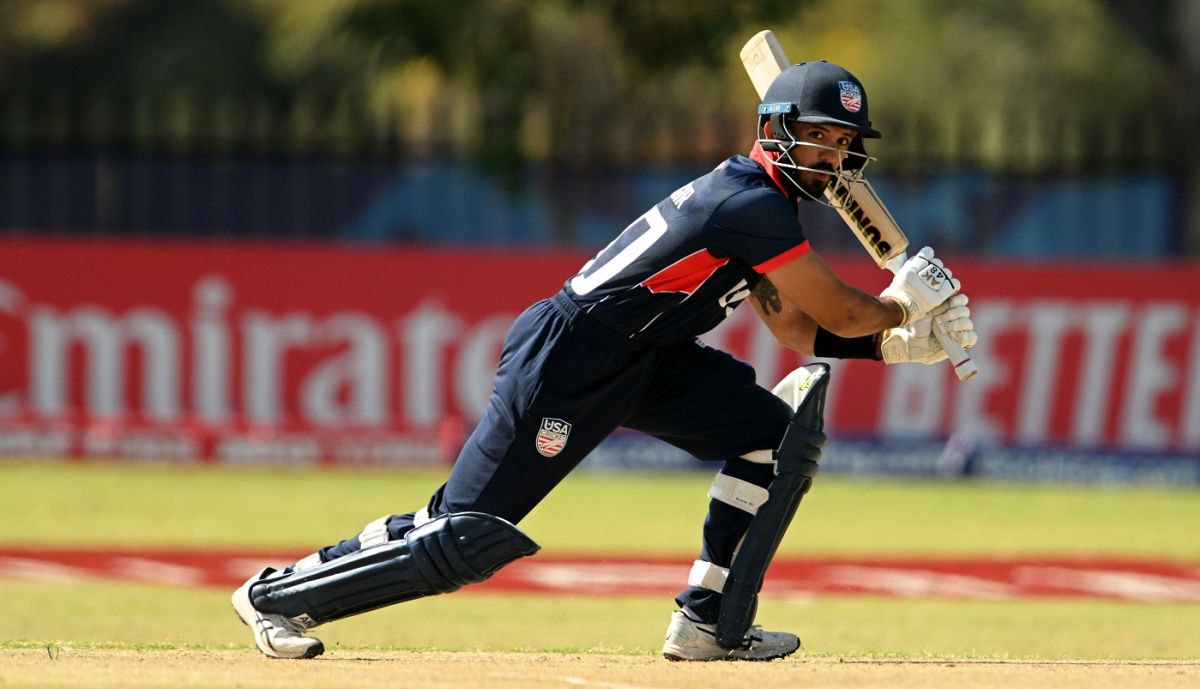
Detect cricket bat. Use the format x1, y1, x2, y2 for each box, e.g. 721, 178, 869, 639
739, 30, 979, 381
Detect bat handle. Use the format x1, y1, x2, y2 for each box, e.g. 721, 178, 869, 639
935, 321, 979, 381
887, 255, 979, 382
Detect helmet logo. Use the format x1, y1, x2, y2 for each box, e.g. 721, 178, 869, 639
838, 80, 863, 113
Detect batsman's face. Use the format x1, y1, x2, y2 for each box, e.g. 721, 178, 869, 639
790, 123, 857, 196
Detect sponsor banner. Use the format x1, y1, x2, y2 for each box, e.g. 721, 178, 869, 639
579, 433, 1200, 486
2, 238, 1200, 464
3, 547, 1198, 602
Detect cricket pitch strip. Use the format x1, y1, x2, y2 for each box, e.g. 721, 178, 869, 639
3, 649, 1198, 689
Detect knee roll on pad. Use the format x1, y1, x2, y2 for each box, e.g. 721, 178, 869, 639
250, 512, 540, 626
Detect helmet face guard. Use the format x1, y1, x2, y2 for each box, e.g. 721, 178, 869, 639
756, 103, 876, 201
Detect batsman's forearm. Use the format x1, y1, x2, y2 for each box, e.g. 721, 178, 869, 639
818, 288, 905, 337
750, 298, 817, 355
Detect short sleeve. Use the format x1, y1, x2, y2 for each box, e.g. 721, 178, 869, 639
709, 187, 810, 273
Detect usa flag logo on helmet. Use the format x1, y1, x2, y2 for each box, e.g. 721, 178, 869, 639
838, 80, 863, 113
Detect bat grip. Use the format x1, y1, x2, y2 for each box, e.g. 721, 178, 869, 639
887, 257, 979, 382
934, 318, 979, 381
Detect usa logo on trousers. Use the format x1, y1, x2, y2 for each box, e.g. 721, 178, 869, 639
536, 417, 572, 458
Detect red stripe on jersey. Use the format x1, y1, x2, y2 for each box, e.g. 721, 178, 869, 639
754, 240, 811, 273
749, 142, 789, 195
640, 249, 730, 294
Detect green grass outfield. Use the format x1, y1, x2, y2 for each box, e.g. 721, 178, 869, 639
1, 462, 1198, 659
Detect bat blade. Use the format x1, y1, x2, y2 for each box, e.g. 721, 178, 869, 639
828, 178, 909, 269
739, 30, 979, 381
739, 30, 790, 99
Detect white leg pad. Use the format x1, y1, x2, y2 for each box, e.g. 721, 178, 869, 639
358, 515, 395, 549
413, 506, 432, 528
708, 473, 770, 515
688, 560, 730, 593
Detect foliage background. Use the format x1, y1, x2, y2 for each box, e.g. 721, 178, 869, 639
1, 0, 1194, 247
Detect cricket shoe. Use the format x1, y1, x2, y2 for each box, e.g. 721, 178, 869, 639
661, 610, 800, 661
232, 567, 325, 659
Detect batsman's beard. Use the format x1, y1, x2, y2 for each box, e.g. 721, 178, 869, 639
798, 164, 837, 199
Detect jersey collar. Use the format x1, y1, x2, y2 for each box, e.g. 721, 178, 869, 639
748, 142, 796, 204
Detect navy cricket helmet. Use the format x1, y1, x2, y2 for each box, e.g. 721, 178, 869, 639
757, 61, 880, 184
763, 61, 881, 139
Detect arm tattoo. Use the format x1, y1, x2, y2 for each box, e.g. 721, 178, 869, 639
752, 277, 783, 314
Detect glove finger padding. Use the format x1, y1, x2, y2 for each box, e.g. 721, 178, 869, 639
937, 316, 977, 348
930, 293, 969, 317
932, 293, 976, 348
937, 306, 971, 322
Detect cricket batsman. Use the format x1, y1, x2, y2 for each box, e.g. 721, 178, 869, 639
232, 60, 977, 661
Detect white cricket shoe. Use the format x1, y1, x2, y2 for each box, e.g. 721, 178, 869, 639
661, 610, 800, 661
231, 567, 325, 659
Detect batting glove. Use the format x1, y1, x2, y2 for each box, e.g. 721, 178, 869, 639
879, 246, 962, 325
880, 294, 976, 365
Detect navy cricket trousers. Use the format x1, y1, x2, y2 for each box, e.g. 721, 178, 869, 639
321, 291, 794, 621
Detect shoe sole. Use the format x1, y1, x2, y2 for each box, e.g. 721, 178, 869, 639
662, 651, 797, 661
662, 638, 800, 662
662, 649, 798, 661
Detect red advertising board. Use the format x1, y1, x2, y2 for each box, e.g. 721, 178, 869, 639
2, 238, 1199, 463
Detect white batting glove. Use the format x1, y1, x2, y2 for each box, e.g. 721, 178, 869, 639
880, 294, 976, 365
879, 246, 962, 325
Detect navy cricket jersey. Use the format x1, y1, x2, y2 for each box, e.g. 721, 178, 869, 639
563, 152, 810, 346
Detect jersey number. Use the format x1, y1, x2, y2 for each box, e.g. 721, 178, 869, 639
569, 206, 668, 296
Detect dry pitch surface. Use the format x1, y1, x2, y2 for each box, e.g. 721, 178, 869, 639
3, 649, 1199, 689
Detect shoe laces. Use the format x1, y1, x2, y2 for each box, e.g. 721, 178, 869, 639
689, 615, 766, 650
267, 614, 307, 637
285, 617, 309, 635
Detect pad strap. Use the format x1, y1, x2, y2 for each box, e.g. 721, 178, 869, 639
688, 560, 729, 593
708, 473, 770, 515
292, 552, 323, 572
358, 514, 394, 549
